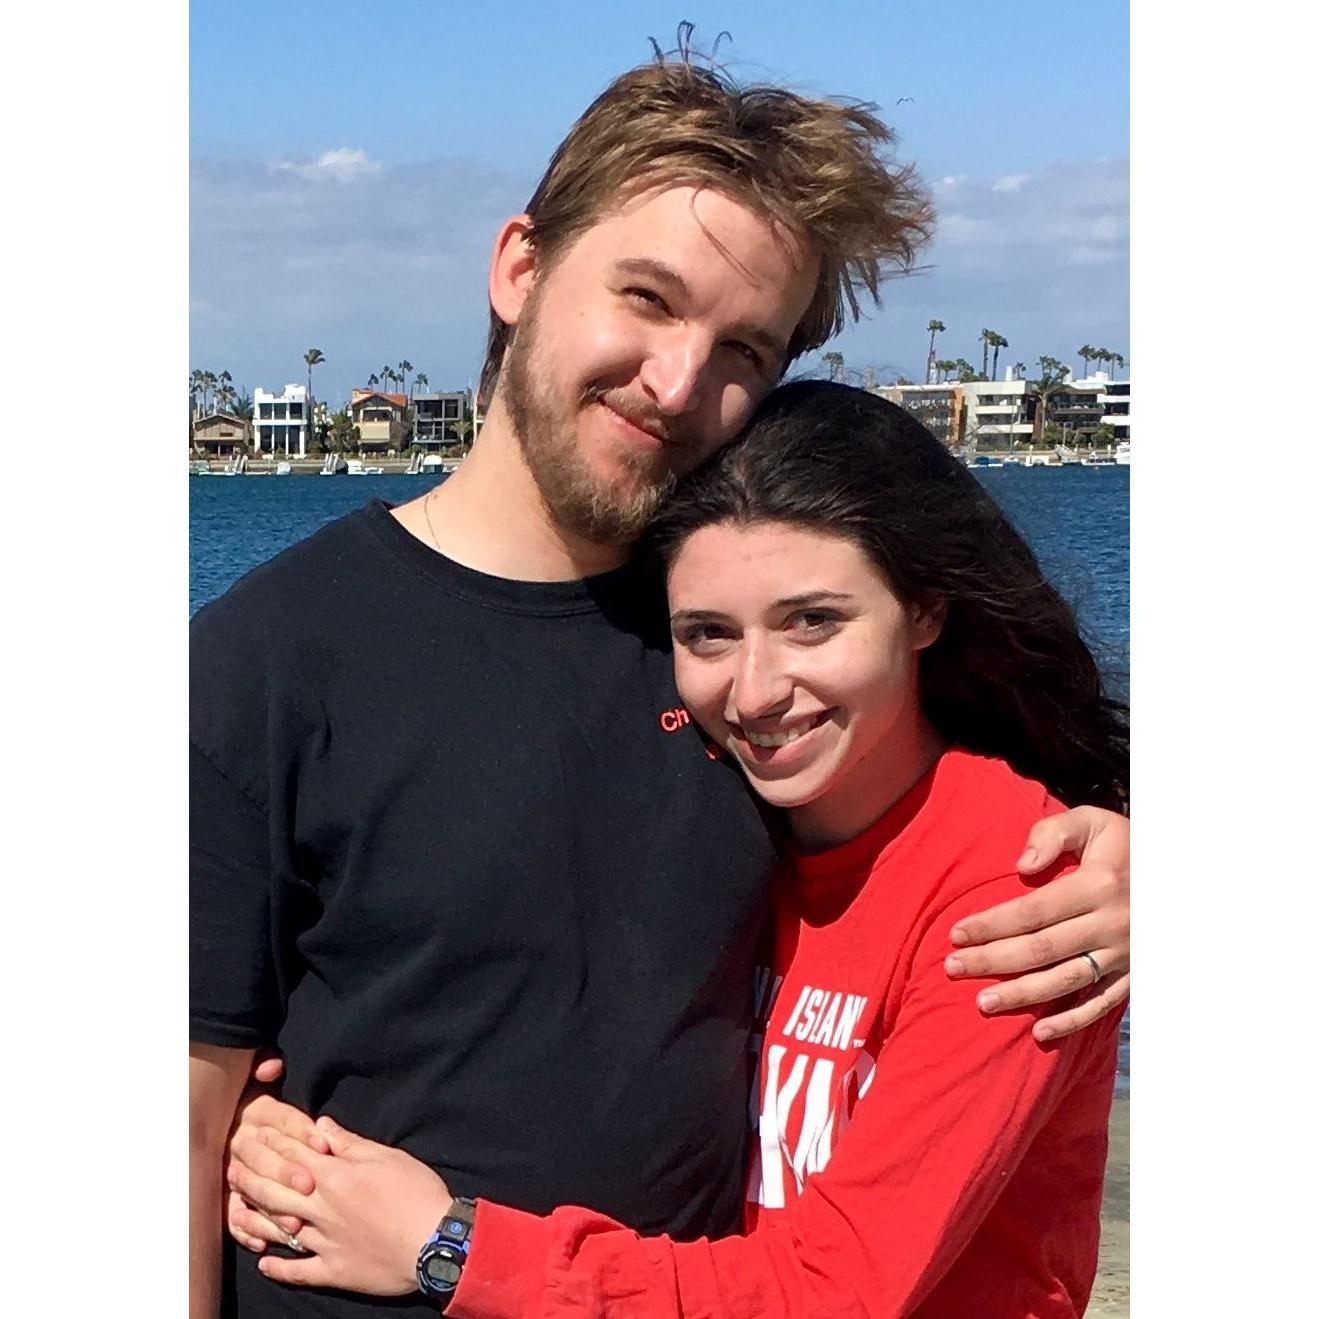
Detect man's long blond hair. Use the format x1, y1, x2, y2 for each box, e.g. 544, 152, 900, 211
479, 57, 934, 404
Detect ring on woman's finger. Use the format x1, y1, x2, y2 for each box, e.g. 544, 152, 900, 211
283, 1231, 308, 1254
1078, 951, 1102, 985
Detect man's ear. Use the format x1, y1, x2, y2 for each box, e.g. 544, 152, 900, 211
489, 214, 538, 328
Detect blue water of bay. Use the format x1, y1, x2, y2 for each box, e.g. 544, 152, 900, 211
190, 466, 1130, 1083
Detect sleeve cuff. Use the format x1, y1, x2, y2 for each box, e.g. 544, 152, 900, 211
450, 1199, 555, 1319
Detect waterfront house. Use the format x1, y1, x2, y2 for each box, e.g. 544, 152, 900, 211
192, 411, 252, 457
413, 390, 473, 454
1098, 376, 1131, 444
1054, 370, 1132, 447
959, 375, 1035, 452
875, 382, 966, 449
349, 389, 409, 455
254, 384, 310, 457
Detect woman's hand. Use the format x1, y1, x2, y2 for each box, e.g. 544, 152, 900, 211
228, 1114, 453, 1296
945, 806, 1130, 1041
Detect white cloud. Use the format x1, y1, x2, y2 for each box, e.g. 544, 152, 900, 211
991, 172, 1032, 193
817, 156, 1129, 382
269, 147, 384, 183
190, 152, 531, 399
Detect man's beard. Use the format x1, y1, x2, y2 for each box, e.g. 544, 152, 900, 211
502, 291, 681, 546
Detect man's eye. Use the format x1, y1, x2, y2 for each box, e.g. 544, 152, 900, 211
724, 341, 764, 371
625, 287, 668, 312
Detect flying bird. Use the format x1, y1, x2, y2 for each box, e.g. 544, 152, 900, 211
896, 96, 915, 105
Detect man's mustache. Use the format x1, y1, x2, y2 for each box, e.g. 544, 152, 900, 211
582, 387, 696, 449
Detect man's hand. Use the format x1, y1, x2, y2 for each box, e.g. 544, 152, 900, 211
945, 806, 1129, 1042
231, 1116, 452, 1296
224, 1055, 330, 1254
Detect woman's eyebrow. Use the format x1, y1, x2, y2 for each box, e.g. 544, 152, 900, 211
772, 590, 855, 608
669, 608, 728, 625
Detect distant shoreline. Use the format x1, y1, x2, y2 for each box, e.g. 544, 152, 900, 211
188, 451, 1130, 476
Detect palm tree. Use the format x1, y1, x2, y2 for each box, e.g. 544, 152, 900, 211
199, 370, 218, 414
934, 357, 956, 383
398, 360, 413, 397
1031, 356, 1069, 443
304, 348, 325, 411
990, 332, 1009, 381
414, 372, 429, 398
980, 329, 994, 379
821, 351, 844, 382
954, 358, 977, 383
189, 369, 204, 417
1109, 351, 1125, 378
380, 364, 394, 395
926, 319, 945, 359
367, 373, 380, 391
1077, 344, 1096, 379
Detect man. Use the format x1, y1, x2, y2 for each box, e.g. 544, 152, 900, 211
191, 58, 1130, 1318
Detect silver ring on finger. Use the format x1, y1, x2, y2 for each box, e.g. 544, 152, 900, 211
1079, 951, 1102, 985
284, 1231, 306, 1254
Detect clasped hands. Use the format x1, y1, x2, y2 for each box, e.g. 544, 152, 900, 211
227, 1100, 454, 1294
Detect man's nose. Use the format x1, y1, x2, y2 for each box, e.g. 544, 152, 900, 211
732, 637, 794, 719
639, 331, 713, 417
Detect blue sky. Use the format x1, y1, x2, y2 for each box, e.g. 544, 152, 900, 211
190, 0, 1129, 405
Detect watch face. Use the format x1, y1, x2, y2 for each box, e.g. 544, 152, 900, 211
423, 1252, 462, 1289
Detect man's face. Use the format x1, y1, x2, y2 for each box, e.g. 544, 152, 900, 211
501, 185, 819, 544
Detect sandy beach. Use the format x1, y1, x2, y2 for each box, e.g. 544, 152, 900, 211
1088, 1091, 1130, 1316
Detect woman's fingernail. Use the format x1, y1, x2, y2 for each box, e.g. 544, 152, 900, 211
1036, 1025, 1056, 1041
979, 991, 1001, 1012
945, 956, 964, 976
1019, 847, 1038, 867
949, 926, 970, 947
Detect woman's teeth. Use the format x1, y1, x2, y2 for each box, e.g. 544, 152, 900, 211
745, 724, 812, 748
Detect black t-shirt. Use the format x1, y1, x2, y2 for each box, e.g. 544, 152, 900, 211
191, 499, 777, 1316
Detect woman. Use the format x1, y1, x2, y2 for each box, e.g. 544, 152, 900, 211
228, 382, 1128, 1317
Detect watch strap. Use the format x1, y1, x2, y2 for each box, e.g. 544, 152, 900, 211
417, 1198, 477, 1308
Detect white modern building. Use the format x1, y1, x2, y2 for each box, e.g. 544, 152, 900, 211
960, 374, 1033, 450
254, 383, 310, 457
1058, 371, 1132, 445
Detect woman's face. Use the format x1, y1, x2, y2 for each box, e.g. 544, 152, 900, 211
667, 520, 943, 846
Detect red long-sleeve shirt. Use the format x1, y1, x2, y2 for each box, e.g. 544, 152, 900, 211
452, 752, 1120, 1318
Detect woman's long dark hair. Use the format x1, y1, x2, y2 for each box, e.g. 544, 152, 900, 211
646, 380, 1128, 813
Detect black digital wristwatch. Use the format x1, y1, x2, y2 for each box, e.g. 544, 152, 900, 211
416, 1197, 477, 1309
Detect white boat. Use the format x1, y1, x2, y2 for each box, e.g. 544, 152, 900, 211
346, 459, 385, 475
1114, 442, 1131, 466
320, 454, 347, 476
1054, 444, 1082, 466
275, 461, 293, 476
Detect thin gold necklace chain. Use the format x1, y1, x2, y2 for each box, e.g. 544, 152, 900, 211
422, 485, 443, 554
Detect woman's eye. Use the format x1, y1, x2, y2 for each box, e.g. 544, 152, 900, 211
788, 611, 842, 638
676, 624, 734, 654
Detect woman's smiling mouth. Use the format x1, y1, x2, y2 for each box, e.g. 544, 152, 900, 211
730, 710, 833, 752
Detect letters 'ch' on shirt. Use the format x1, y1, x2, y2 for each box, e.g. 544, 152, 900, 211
456, 751, 1121, 1319
190, 500, 779, 1317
